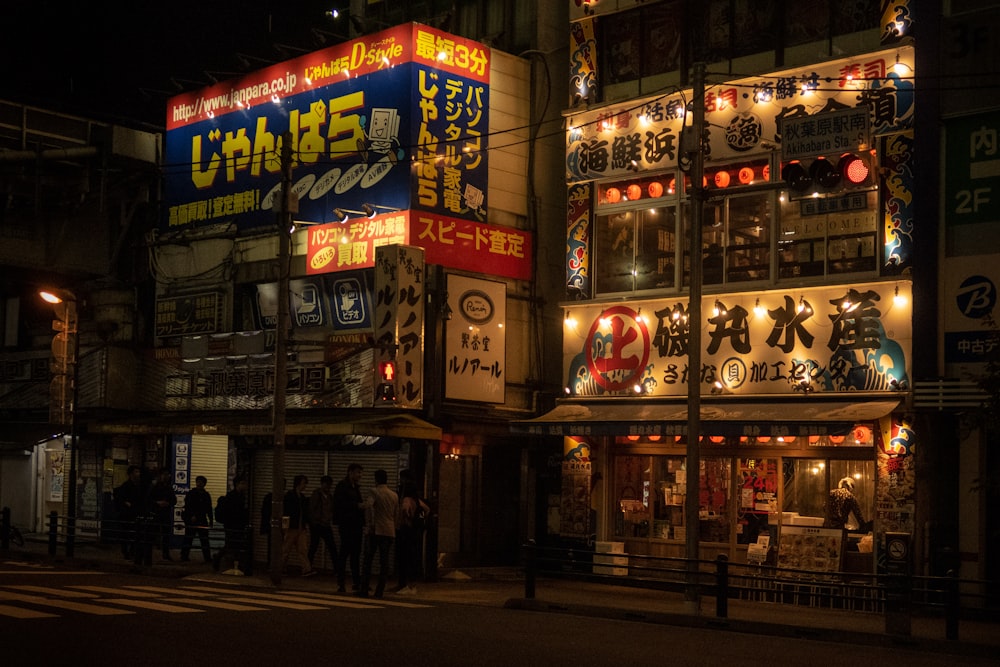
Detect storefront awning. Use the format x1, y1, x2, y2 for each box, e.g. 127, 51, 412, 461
87, 410, 442, 441
512, 398, 900, 438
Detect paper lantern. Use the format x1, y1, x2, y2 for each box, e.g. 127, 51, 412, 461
714, 171, 731, 188
738, 167, 755, 184
627, 184, 642, 200
648, 181, 664, 198
605, 187, 621, 203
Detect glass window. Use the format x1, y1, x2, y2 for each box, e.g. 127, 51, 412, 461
595, 176, 679, 295
737, 458, 778, 545
782, 459, 874, 531
778, 190, 878, 279
698, 457, 731, 542
614, 455, 652, 538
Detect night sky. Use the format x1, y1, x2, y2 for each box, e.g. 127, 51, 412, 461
4, 1, 345, 128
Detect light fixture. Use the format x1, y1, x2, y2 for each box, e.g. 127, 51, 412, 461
362, 203, 376, 218
893, 284, 907, 307
753, 298, 766, 318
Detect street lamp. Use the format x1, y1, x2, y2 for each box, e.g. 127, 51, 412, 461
39, 288, 80, 558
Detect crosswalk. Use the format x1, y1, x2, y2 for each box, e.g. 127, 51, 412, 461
0, 583, 432, 619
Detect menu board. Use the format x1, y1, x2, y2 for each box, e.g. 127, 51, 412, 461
777, 526, 844, 573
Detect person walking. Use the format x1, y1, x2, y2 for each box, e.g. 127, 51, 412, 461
394, 468, 429, 595
213, 474, 251, 574
113, 465, 143, 560
147, 467, 177, 562
282, 474, 316, 577
308, 475, 337, 572
360, 469, 398, 598
334, 463, 365, 592
180, 475, 213, 563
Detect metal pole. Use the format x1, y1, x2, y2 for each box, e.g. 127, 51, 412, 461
66, 308, 80, 558
684, 61, 706, 613
270, 132, 293, 585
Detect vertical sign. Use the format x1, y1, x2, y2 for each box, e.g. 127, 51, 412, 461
945, 112, 1000, 226
374, 245, 425, 408
172, 436, 192, 537
444, 274, 506, 403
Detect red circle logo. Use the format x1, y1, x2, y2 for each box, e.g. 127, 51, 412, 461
584, 306, 651, 392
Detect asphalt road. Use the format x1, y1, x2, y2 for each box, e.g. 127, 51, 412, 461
0, 559, 990, 666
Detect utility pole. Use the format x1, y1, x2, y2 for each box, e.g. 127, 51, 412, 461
270, 131, 293, 585
684, 61, 706, 613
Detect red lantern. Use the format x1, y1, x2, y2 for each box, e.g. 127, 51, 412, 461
605, 187, 621, 203
647, 181, 664, 198
714, 171, 731, 188
627, 184, 642, 200
738, 167, 755, 184
762, 164, 770, 180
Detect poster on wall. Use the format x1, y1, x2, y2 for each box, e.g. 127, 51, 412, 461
48, 449, 65, 502
777, 525, 844, 573
444, 274, 506, 404
559, 437, 594, 539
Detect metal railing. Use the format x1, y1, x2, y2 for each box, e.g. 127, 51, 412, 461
523, 542, 995, 641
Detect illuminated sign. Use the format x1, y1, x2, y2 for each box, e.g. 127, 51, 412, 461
565, 46, 914, 183
563, 281, 912, 397
305, 209, 532, 280
165, 24, 490, 231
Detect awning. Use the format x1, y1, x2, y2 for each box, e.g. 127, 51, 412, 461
87, 410, 441, 441
0, 422, 65, 452
512, 398, 900, 438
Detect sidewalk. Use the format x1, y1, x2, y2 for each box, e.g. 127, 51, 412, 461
9, 536, 999, 659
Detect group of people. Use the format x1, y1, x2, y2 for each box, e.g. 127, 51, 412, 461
279, 464, 429, 598
113, 462, 431, 595
112, 466, 251, 571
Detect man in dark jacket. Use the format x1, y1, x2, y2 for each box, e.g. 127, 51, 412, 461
180, 475, 213, 563
147, 467, 177, 562
113, 465, 143, 559
281, 475, 315, 576
334, 464, 364, 592
213, 475, 251, 573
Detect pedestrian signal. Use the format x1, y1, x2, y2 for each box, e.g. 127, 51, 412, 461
376, 361, 397, 403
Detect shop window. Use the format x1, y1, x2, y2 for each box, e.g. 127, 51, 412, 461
683, 191, 772, 288
698, 457, 731, 542
595, 177, 678, 295
599, 2, 683, 91
778, 190, 878, 279
782, 459, 873, 532
614, 455, 652, 538
737, 458, 778, 545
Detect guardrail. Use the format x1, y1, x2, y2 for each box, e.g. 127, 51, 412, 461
522, 542, 995, 641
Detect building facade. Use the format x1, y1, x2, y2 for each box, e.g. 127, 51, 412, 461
515, 0, 998, 588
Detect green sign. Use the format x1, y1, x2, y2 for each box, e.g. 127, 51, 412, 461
945, 112, 1000, 226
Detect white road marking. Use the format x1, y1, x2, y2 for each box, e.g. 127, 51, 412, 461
0, 591, 133, 615
7, 585, 98, 598
100, 598, 204, 613
170, 597, 269, 611
69, 585, 155, 597
0, 603, 59, 619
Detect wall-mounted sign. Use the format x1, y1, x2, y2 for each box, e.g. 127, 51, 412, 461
155, 292, 223, 339
444, 274, 506, 404
305, 210, 532, 280
563, 280, 912, 397
165, 24, 490, 232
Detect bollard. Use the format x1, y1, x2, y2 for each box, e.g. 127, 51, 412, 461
715, 554, 729, 618
524, 541, 536, 600
1, 507, 10, 550
945, 569, 959, 641
48, 511, 59, 556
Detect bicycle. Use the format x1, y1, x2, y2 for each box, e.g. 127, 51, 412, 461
2, 522, 24, 547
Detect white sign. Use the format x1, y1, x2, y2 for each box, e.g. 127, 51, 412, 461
444, 274, 506, 404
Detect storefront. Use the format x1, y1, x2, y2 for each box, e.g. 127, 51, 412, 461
518, 278, 914, 574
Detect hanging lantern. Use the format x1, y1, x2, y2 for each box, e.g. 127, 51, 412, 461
627, 183, 643, 200
605, 187, 622, 203
647, 181, 664, 198
738, 166, 755, 184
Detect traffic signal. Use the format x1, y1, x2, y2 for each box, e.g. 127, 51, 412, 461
781, 151, 875, 195
376, 360, 397, 403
